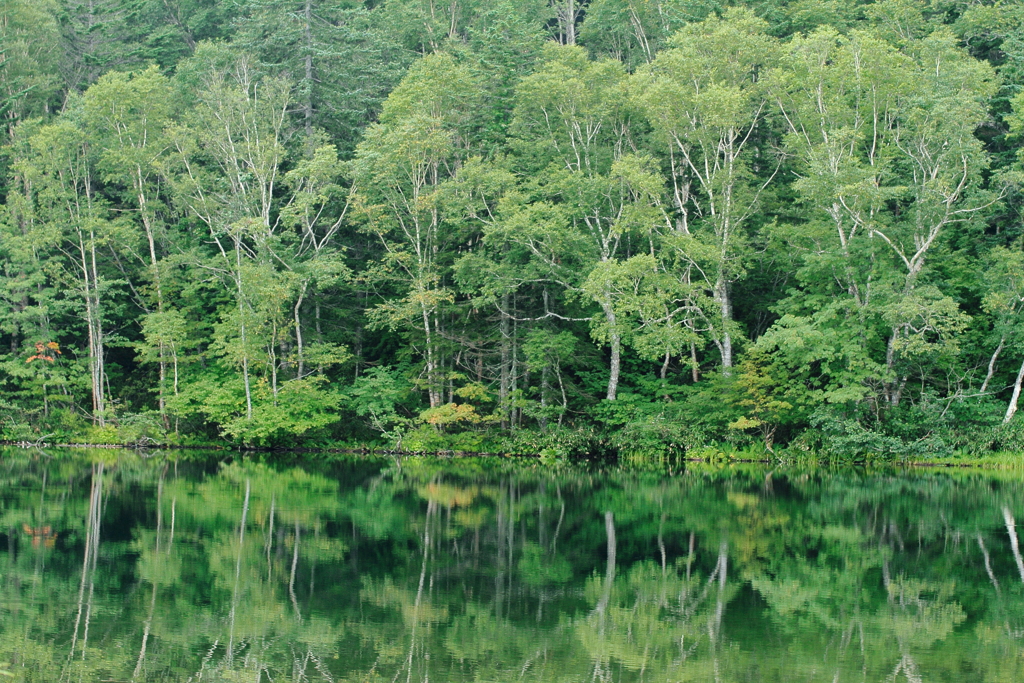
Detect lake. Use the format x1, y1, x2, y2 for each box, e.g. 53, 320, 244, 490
0, 448, 1022, 682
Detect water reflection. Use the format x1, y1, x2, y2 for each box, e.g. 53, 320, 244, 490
0, 449, 1022, 682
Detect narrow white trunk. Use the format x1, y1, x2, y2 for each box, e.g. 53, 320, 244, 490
227, 479, 251, 664
715, 277, 733, 373
295, 282, 307, 378
981, 337, 1004, 394
421, 300, 441, 408
137, 166, 167, 424
500, 293, 511, 426
235, 245, 253, 422
78, 230, 106, 425
1003, 357, 1024, 425
601, 299, 621, 401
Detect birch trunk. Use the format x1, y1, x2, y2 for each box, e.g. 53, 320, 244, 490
500, 292, 511, 426
295, 281, 308, 378
714, 276, 733, 373
1004, 357, 1024, 425
421, 298, 441, 408
601, 298, 621, 401
135, 165, 167, 424
77, 227, 106, 425
235, 244, 253, 422
982, 336, 1005, 394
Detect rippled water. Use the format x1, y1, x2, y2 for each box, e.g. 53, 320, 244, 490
0, 448, 1022, 682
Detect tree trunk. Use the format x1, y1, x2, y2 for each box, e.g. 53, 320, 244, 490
564, 0, 576, 45
295, 281, 308, 378
78, 229, 106, 425
136, 165, 167, 427
715, 276, 733, 373
500, 292, 512, 427
235, 245, 253, 422
885, 326, 900, 406
690, 341, 700, 382
601, 298, 621, 401
512, 313, 520, 427
240, 330, 253, 421
556, 362, 568, 426
269, 321, 279, 403
540, 363, 550, 431
982, 336, 1004, 394
421, 299, 441, 408
1004, 357, 1024, 425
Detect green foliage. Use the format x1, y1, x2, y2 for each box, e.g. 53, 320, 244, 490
232, 0, 408, 149
500, 425, 614, 459
608, 413, 696, 459
0, 1, 62, 132
350, 365, 417, 446
810, 404, 953, 461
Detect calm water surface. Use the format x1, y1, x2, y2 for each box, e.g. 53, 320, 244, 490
0, 448, 1022, 682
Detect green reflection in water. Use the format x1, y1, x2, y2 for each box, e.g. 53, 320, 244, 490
0, 448, 1023, 682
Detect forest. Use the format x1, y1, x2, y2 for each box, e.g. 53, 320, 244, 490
2, 0, 1024, 458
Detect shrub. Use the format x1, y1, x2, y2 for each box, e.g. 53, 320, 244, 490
500, 426, 613, 459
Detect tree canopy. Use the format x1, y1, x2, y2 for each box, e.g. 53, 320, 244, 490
2, 0, 1024, 457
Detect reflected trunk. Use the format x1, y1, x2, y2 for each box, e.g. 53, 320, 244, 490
227, 479, 251, 664
1003, 507, 1024, 583
67, 463, 104, 669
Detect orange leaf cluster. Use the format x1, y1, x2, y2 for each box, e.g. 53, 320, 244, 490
26, 341, 61, 363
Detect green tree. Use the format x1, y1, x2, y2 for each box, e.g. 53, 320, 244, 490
83, 66, 177, 424
497, 44, 650, 400
635, 9, 781, 373
762, 25, 996, 412
233, 0, 409, 151
59, 0, 140, 92
0, 0, 62, 139
13, 114, 127, 425
168, 45, 347, 441
349, 52, 480, 408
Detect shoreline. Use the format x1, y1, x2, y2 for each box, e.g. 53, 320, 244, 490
2, 440, 1020, 469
